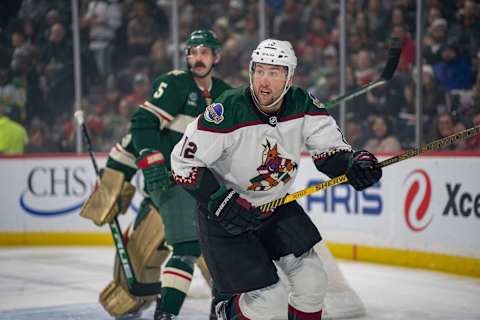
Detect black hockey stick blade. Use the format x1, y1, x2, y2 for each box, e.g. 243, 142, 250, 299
380, 37, 402, 81
129, 281, 163, 296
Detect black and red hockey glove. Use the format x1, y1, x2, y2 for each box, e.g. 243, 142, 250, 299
346, 150, 382, 191
207, 186, 262, 235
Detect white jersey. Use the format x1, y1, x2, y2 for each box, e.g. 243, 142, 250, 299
171, 87, 352, 207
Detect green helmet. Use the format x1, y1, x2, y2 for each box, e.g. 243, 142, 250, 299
185, 30, 221, 52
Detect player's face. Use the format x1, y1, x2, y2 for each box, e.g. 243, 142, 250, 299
252, 63, 288, 110
187, 46, 216, 78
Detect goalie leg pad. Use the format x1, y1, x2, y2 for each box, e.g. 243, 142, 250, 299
99, 280, 151, 317
117, 180, 136, 214
101, 202, 169, 317
126, 203, 168, 283
80, 167, 126, 226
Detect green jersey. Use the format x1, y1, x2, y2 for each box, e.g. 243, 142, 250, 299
110, 70, 231, 245
131, 70, 231, 167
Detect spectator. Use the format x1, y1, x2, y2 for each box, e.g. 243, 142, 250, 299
212, 17, 231, 45
453, 120, 468, 150
39, 22, 73, 116
36, 8, 62, 45
448, 0, 480, 58
149, 39, 171, 77
0, 65, 26, 122
354, 12, 372, 49
392, 24, 415, 74
273, 0, 301, 44
364, 114, 402, 152
18, 0, 49, 23
119, 73, 150, 113
467, 110, 480, 149
390, 7, 407, 28
365, 75, 407, 118
10, 45, 45, 124
420, 64, 450, 126
305, 16, 330, 49
431, 112, 456, 149
346, 118, 367, 150
82, 0, 122, 76
424, 18, 448, 65
473, 70, 480, 110
24, 118, 55, 152
433, 44, 474, 90
367, 0, 389, 43
427, 6, 443, 27
127, 1, 158, 58
353, 49, 377, 86
0, 106, 28, 154
235, 14, 259, 62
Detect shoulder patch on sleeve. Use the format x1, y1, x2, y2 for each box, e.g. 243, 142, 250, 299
308, 92, 325, 109
204, 103, 224, 124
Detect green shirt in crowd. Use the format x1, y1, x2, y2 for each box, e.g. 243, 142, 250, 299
0, 116, 28, 154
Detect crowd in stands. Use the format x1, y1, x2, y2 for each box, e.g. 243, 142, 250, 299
0, 0, 479, 154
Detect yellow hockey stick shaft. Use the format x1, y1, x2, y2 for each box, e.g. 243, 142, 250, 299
259, 125, 480, 213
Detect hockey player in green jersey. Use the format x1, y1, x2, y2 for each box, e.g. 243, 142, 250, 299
130, 30, 231, 320
171, 39, 382, 319
80, 133, 214, 320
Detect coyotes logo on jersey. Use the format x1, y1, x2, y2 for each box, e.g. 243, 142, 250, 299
247, 139, 298, 191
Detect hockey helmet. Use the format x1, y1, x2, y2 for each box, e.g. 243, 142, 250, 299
249, 39, 297, 109
185, 30, 221, 53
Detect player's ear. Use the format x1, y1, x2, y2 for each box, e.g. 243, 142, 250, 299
214, 52, 221, 65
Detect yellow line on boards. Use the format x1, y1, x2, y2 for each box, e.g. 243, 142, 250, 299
325, 242, 480, 278
0, 232, 113, 246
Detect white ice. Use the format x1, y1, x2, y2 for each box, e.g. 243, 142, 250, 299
0, 247, 479, 320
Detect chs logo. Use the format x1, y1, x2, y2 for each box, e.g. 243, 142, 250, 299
20, 166, 91, 216
402, 169, 433, 232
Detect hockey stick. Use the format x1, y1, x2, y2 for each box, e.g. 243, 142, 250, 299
74, 110, 162, 297
322, 37, 402, 109
259, 125, 480, 213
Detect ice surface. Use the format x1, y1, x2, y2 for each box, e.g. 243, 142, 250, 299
0, 248, 479, 320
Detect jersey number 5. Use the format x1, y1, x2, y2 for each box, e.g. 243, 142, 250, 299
153, 82, 168, 99
180, 137, 197, 159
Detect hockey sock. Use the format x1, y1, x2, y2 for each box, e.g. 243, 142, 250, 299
288, 304, 322, 320
159, 241, 200, 315
159, 256, 194, 315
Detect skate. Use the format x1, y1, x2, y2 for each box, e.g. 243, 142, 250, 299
214, 300, 229, 320
154, 297, 177, 320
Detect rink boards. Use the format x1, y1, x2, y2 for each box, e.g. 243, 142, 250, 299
0, 152, 479, 277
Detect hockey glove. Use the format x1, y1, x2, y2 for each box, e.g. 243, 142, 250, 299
207, 186, 262, 235
346, 150, 382, 191
136, 149, 173, 194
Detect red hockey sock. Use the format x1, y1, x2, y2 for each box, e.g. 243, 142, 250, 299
288, 304, 322, 320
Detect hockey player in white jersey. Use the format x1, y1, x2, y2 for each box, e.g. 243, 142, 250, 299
171, 39, 382, 319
